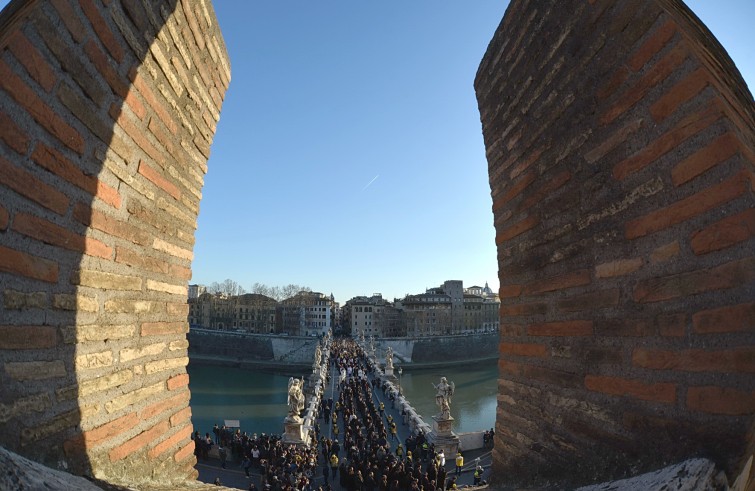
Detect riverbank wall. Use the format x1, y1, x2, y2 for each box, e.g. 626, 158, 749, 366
187, 329, 499, 369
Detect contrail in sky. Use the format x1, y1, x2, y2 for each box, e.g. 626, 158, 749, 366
362, 174, 379, 191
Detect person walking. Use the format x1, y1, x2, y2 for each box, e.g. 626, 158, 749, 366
329, 453, 339, 481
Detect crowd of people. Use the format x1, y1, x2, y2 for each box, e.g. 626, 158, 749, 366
196, 338, 485, 490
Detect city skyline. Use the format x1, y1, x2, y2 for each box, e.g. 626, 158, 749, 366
185, 1, 753, 303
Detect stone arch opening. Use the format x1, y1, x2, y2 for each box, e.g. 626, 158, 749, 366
0, 0, 752, 489
0, 0, 227, 486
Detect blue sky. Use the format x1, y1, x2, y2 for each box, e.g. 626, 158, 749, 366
190, 1, 754, 304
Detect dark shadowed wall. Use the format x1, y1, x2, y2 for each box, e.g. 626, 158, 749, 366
0, 0, 229, 486
475, 0, 754, 487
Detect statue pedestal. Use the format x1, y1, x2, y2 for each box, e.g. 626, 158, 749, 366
427, 415, 459, 457
384, 367, 394, 377
282, 419, 305, 445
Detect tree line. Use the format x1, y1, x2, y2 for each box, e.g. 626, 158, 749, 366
205, 279, 311, 302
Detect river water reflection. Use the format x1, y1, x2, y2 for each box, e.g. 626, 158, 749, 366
187, 360, 498, 438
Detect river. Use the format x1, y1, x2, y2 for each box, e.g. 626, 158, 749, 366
187, 360, 498, 438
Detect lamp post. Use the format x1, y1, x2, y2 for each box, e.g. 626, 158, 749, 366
397, 366, 403, 395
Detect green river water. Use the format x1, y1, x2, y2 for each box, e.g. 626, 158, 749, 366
187, 361, 498, 438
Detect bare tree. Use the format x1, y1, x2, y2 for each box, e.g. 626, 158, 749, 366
220, 278, 246, 296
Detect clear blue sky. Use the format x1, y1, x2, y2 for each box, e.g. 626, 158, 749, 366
191, 1, 754, 304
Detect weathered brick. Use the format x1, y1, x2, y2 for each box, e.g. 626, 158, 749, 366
20, 410, 78, 446
613, 103, 721, 180
141, 321, 187, 336
31, 143, 121, 209
169, 339, 189, 351
557, 288, 620, 312
499, 285, 522, 299
692, 303, 754, 334
495, 215, 539, 244
105, 382, 163, 414
626, 170, 749, 239
129, 68, 178, 134
492, 171, 536, 212
518, 170, 572, 212
5, 360, 66, 380
119, 343, 165, 363
0, 205, 7, 231
0, 245, 59, 283
3, 290, 48, 310
633, 347, 754, 373
109, 103, 166, 167
166, 303, 190, 316
52, 293, 99, 312
583, 347, 623, 365
633, 256, 755, 303
523, 363, 582, 389
73, 204, 151, 246
167, 373, 190, 391
650, 240, 680, 263
658, 312, 686, 337
79, 369, 133, 397
528, 320, 593, 337
152, 238, 194, 261
146, 279, 186, 296
601, 44, 688, 126
13, 212, 112, 259
690, 208, 755, 255
75, 350, 114, 370
501, 342, 548, 358
584, 375, 676, 404
114, 246, 170, 275
523, 269, 591, 295
72, 324, 135, 343
71, 269, 142, 290
0, 59, 84, 154
79, 0, 124, 63
81, 412, 139, 447
109, 420, 170, 462
650, 67, 709, 122
7, 31, 56, 92
0, 157, 70, 215
626, 18, 677, 72
138, 159, 181, 200
170, 406, 192, 428
596, 65, 629, 101
174, 439, 195, 463
595, 258, 643, 278
149, 424, 192, 459
687, 386, 755, 415
671, 132, 740, 186
50, 0, 86, 42
149, 116, 183, 160
145, 356, 188, 374
0, 112, 31, 155
141, 392, 189, 423
0, 326, 57, 349
104, 299, 162, 314
0, 393, 51, 424
499, 302, 547, 317
595, 318, 653, 337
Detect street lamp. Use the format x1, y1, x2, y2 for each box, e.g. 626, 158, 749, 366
397, 366, 403, 395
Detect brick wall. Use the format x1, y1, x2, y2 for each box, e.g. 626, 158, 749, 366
475, 0, 754, 487
0, 0, 229, 486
